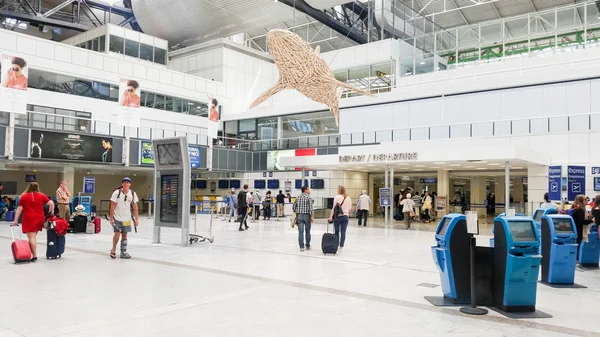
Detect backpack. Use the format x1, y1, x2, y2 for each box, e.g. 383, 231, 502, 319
333, 197, 347, 219
238, 190, 247, 208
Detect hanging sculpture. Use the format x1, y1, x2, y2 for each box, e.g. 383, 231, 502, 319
249, 29, 375, 126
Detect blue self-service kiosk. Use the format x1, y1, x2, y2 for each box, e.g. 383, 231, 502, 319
431, 214, 471, 303
532, 208, 559, 253
540, 215, 577, 284
492, 217, 541, 312
579, 224, 599, 268
490, 213, 525, 248
71, 196, 92, 214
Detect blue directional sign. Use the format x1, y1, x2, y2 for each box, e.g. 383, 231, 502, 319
83, 176, 95, 194
548, 166, 561, 201
379, 187, 392, 207
567, 166, 585, 201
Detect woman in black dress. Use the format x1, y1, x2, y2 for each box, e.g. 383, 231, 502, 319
571, 194, 593, 260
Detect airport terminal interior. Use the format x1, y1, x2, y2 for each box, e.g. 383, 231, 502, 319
1, 0, 600, 336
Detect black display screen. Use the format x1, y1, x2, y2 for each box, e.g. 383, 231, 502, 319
310, 179, 324, 189
295, 179, 308, 189
160, 175, 179, 224
197, 180, 207, 189
230, 180, 241, 189
437, 218, 451, 236
218, 180, 229, 189
268, 180, 279, 189
553, 219, 574, 234
156, 143, 181, 166
508, 221, 537, 242
254, 180, 266, 189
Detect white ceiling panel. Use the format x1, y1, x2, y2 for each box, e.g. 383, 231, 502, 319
305, 0, 353, 9
130, 0, 297, 45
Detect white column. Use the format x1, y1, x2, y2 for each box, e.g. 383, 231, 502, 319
437, 169, 449, 217
527, 165, 548, 214
505, 161, 510, 211
123, 127, 130, 166
5, 112, 15, 160
470, 176, 487, 218
61, 167, 75, 195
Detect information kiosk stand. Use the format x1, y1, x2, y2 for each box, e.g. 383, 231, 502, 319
152, 137, 191, 247
431, 214, 470, 303
540, 215, 577, 284
490, 213, 524, 248
492, 217, 541, 312
532, 208, 559, 253
579, 224, 600, 267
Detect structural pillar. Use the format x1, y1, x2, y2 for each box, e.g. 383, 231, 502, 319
5, 112, 15, 160
61, 167, 75, 195
123, 127, 130, 166
505, 161, 510, 211
437, 170, 449, 217
384, 165, 389, 226
470, 176, 487, 218
495, 176, 505, 214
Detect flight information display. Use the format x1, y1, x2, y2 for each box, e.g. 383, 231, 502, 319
160, 175, 180, 224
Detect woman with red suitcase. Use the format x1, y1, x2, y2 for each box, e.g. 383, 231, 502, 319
12, 183, 54, 262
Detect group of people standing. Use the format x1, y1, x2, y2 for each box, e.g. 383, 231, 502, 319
397, 191, 434, 229
228, 186, 291, 231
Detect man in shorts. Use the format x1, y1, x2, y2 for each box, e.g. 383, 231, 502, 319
109, 177, 139, 259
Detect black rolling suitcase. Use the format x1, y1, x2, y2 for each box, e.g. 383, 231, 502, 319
71, 215, 87, 233
321, 220, 339, 255
46, 228, 65, 259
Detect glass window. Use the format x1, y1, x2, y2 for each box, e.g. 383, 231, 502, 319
99, 35, 106, 52
181, 99, 189, 114
154, 95, 165, 110
281, 111, 338, 139
85, 40, 92, 50
257, 117, 277, 140
109, 35, 124, 54
239, 119, 257, 133
189, 101, 207, 116
142, 92, 155, 107
173, 98, 183, 113
164, 95, 173, 111
140, 43, 153, 62
154, 47, 166, 65
92, 38, 98, 52
124, 39, 139, 58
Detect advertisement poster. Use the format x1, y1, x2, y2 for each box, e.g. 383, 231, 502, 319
30, 130, 113, 162
140, 141, 201, 168
435, 196, 447, 212
207, 96, 220, 139
117, 78, 141, 127
267, 150, 294, 171
0, 54, 28, 114
548, 166, 562, 200
567, 166, 585, 201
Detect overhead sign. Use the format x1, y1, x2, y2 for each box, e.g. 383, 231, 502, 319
140, 141, 201, 168
83, 176, 95, 194
567, 166, 585, 201
548, 166, 561, 201
339, 153, 418, 163
379, 187, 392, 207
30, 130, 113, 163
420, 178, 437, 184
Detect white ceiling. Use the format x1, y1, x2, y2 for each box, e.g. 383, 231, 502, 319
130, 0, 298, 46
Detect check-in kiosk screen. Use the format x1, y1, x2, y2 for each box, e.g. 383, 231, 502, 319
553, 219, 574, 234
437, 218, 451, 236
508, 221, 537, 242
533, 210, 543, 222
156, 143, 181, 166
160, 175, 180, 223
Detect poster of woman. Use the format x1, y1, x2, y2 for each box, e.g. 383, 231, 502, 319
208, 97, 219, 122
119, 79, 141, 108
1, 56, 28, 90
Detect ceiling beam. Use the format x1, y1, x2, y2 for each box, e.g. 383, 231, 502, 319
42, 0, 73, 18
415, 0, 503, 19
490, 2, 513, 40
0, 8, 89, 31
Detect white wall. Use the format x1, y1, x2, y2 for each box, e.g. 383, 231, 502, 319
169, 48, 224, 82
0, 29, 232, 118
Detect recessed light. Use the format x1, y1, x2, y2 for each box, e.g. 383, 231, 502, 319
420, 61, 425, 65
476, 168, 487, 170
415, 165, 425, 167
488, 163, 502, 166
434, 162, 446, 165
512, 167, 524, 169
413, 169, 423, 171
464, 166, 475, 168
450, 164, 461, 167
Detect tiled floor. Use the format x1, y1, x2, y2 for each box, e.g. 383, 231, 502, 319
0, 215, 599, 337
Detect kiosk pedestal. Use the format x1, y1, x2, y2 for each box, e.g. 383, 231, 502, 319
579, 225, 600, 268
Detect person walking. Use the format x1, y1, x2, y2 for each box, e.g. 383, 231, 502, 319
56, 180, 71, 220
237, 185, 250, 231
263, 191, 273, 220
328, 185, 352, 251
357, 190, 371, 227
12, 182, 55, 262
421, 191, 432, 223
109, 177, 139, 259
276, 190, 286, 218
400, 193, 416, 229
228, 189, 238, 222
253, 189, 262, 220
293, 185, 314, 252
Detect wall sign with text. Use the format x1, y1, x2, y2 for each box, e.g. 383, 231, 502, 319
339, 153, 418, 163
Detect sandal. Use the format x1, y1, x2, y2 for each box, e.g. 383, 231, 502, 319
110, 251, 116, 259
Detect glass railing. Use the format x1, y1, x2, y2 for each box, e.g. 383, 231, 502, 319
218, 112, 600, 151
12, 110, 209, 146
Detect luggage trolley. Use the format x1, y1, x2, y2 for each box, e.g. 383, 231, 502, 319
189, 201, 214, 244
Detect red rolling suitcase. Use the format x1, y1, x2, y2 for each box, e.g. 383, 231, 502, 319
93, 217, 101, 233
10, 225, 32, 263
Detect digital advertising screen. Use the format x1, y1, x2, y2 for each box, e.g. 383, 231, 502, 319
30, 130, 113, 162
141, 141, 201, 168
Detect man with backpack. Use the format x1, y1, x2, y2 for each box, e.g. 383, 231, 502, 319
237, 184, 251, 231
109, 177, 139, 259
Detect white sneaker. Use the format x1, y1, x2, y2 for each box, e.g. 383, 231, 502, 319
338, 247, 343, 252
